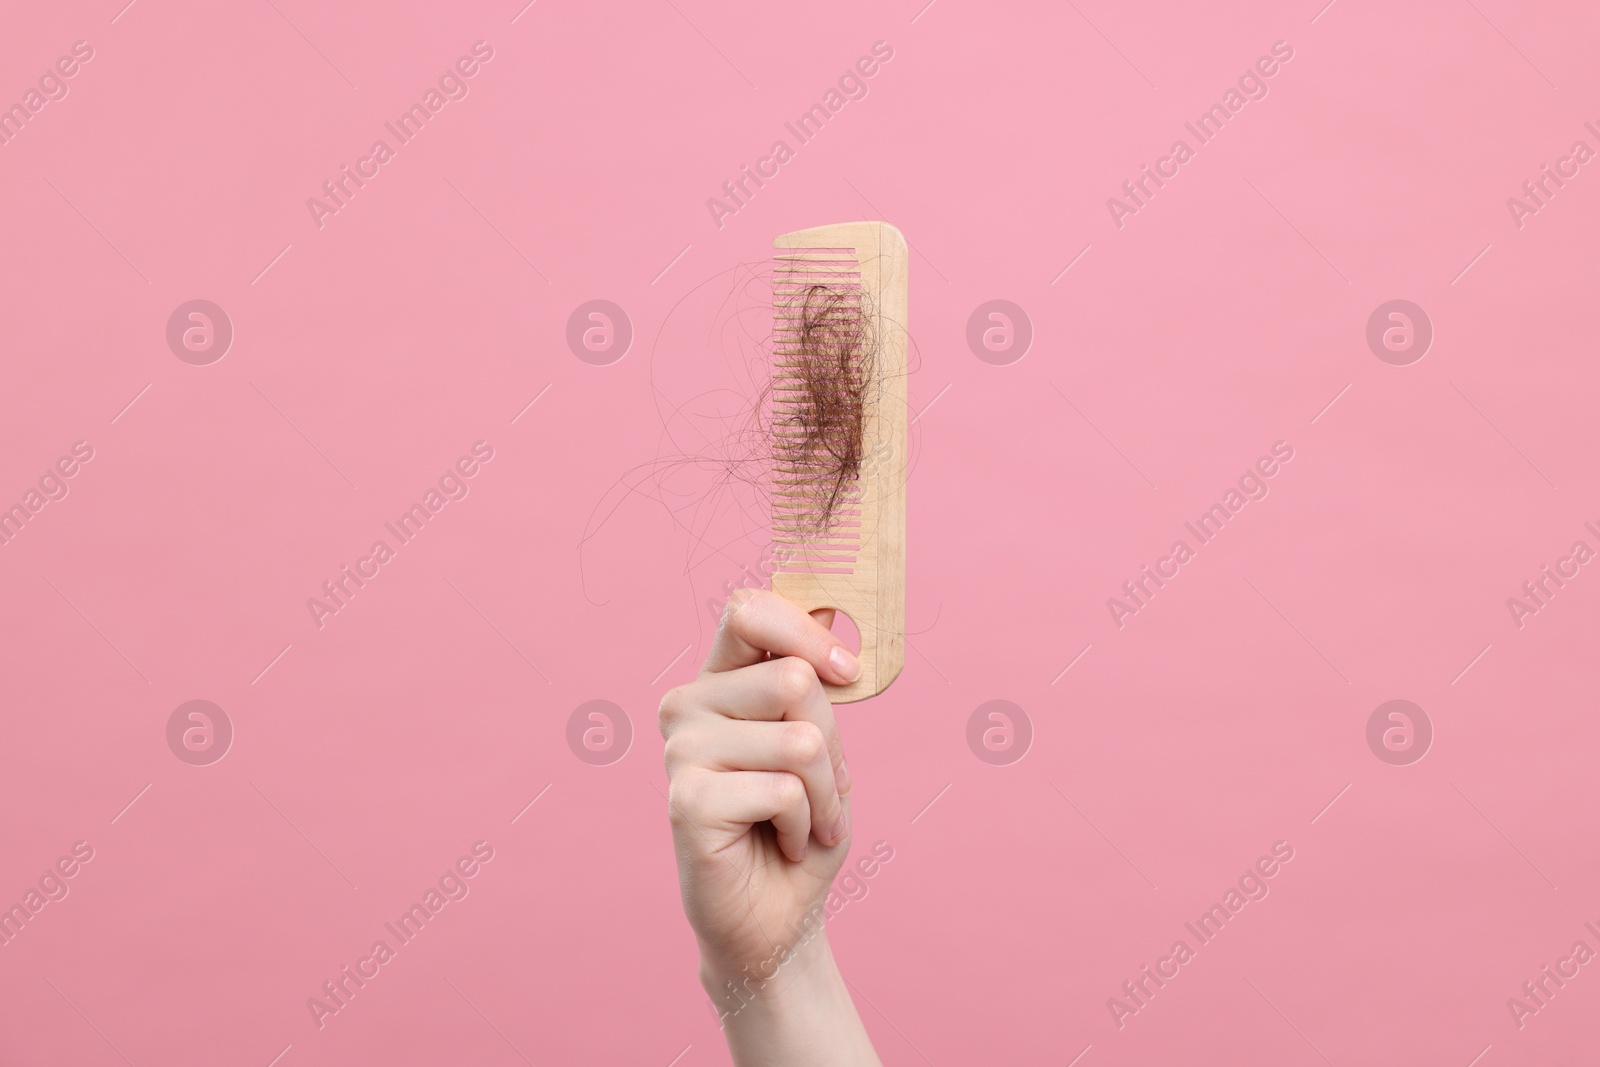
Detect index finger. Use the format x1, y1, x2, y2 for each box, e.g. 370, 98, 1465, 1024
704, 588, 860, 687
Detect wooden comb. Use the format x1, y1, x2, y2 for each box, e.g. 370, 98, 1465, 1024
769, 221, 908, 703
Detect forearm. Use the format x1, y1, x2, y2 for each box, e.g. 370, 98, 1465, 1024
702, 934, 881, 1067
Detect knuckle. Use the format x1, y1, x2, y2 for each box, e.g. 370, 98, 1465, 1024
661, 732, 689, 771
782, 721, 826, 767
771, 772, 806, 811
667, 774, 703, 824
657, 688, 680, 731
775, 656, 819, 705
657, 685, 689, 735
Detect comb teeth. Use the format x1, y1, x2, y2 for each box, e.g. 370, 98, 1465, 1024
770, 245, 864, 576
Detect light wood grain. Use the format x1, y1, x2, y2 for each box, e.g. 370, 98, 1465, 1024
770, 221, 908, 703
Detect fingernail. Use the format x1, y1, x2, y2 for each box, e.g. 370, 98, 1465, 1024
794, 844, 808, 862
828, 645, 861, 683
837, 759, 852, 794
831, 811, 848, 844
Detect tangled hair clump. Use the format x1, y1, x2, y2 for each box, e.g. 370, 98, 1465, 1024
772, 282, 877, 533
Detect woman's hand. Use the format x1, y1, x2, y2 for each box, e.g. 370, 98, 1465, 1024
659, 588, 882, 1065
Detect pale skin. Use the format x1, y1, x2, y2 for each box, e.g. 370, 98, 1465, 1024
659, 588, 884, 1066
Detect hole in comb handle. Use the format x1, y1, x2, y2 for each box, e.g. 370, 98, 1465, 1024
811, 606, 862, 656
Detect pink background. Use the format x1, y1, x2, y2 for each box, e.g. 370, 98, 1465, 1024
2, 0, 1599, 1063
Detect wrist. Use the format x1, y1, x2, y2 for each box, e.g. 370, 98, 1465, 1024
703, 933, 879, 1067
699, 922, 839, 1019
